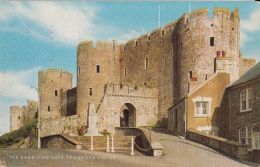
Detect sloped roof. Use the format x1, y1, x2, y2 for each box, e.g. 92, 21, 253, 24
230, 61, 260, 87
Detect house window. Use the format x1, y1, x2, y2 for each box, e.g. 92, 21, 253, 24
48, 106, 51, 112
145, 58, 148, 70
96, 65, 100, 73
192, 97, 212, 117
55, 90, 58, 96
239, 126, 253, 149
240, 88, 253, 112
89, 88, 92, 96
210, 37, 214, 46
253, 132, 260, 150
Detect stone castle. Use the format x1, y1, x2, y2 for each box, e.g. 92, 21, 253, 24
37, 8, 255, 137
10, 100, 38, 131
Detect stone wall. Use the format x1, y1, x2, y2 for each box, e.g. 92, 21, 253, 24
186, 129, 248, 160
41, 134, 77, 149
41, 115, 80, 137
61, 87, 77, 116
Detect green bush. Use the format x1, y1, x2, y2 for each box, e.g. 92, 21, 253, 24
0, 119, 37, 147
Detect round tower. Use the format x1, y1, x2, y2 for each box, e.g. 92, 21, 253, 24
173, 8, 240, 102
10, 105, 24, 131
76, 40, 120, 125
38, 69, 72, 121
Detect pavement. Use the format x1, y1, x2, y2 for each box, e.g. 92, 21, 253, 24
0, 131, 259, 167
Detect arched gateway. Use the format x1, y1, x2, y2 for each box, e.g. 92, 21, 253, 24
120, 103, 136, 127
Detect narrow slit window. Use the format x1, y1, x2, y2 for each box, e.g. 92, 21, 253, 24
210, 37, 214, 46
89, 88, 92, 96
96, 65, 100, 73
189, 71, 193, 79
145, 58, 148, 70
161, 30, 165, 36
78, 67, 80, 76
48, 106, 50, 112
124, 68, 127, 77
55, 90, 58, 96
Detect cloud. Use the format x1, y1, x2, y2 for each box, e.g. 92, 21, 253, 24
0, 1, 143, 46
0, 1, 98, 46
0, 67, 39, 135
116, 29, 146, 43
240, 9, 260, 47
0, 68, 39, 101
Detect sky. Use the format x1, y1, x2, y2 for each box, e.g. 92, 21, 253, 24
0, 1, 260, 135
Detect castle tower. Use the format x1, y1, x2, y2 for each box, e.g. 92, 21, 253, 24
10, 106, 24, 131
174, 8, 240, 101
76, 41, 121, 125
38, 69, 72, 127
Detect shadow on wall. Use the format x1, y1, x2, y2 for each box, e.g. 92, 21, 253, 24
157, 117, 168, 128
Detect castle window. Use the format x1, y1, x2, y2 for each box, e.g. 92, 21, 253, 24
145, 58, 148, 70
222, 51, 226, 57
123, 46, 126, 50
18, 116, 20, 120
148, 35, 151, 41
135, 41, 137, 46
216, 51, 220, 57
78, 67, 80, 76
189, 71, 193, 79
161, 30, 165, 36
96, 64, 100, 73
89, 88, 93, 96
55, 90, 58, 96
210, 37, 214, 46
124, 68, 127, 77
205, 74, 208, 80
240, 88, 253, 112
48, 106, 51, 112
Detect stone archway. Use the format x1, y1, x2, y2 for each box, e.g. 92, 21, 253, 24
120, 103, 136, 127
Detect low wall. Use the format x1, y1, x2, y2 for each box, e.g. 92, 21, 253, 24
41, 134, 78, 149
249, 150, 260, 163
186, 129, 248, 160
115, 127, 163, 156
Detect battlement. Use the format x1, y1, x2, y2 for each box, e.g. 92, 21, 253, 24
105, 82, 158, 98
10, 105, 22, 111
122, 8, 238, 51
77, 40, 120, 51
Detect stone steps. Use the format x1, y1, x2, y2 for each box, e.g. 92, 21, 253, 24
73, 135, 133, 151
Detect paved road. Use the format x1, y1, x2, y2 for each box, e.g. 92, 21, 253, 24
0, 132, 259, 167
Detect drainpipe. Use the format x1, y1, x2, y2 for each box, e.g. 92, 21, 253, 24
229, 91, 232, 138
185, 98, 188, 133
